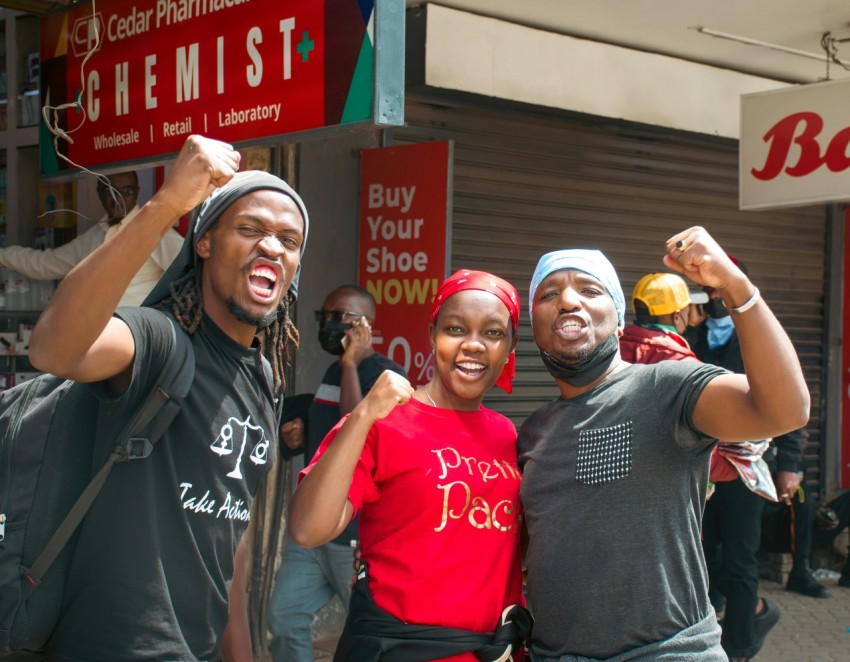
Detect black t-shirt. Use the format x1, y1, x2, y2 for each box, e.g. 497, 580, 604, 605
48, 308, 277, 661
307, 353, 406, 545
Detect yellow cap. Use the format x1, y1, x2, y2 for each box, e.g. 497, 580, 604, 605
632, 273, 701, 317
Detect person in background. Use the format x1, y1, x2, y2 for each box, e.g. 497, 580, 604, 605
619, 271, 706, 363
30, 135, 309, 660
0, 170, 184, 307
267, 284, 406, 662
761, 427, 836, 598
812, 490, 850, 587
519, 228, 809, 661
288, 270, 530, 661
762, 488, 850, 590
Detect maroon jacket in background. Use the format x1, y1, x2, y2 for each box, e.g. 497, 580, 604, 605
619, 324, 698, 364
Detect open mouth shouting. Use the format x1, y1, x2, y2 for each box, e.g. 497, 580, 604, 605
555, 315, 587, 341
248, 263, 282, 302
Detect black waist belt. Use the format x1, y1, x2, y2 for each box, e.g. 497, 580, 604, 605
334, 574, 533, 662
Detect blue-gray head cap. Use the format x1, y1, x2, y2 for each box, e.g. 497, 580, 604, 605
528, 249, 625, 329
143, 170, 309, 307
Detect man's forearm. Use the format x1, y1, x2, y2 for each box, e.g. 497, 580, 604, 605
338, 361, 365, 415
731, 296, 810, 433
0, 229, 101, 280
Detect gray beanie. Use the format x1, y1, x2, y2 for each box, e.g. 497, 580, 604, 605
529, 249, 625, 329
143, 170, 309, 307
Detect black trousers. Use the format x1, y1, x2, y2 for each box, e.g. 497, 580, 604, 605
703, 478, 766, 659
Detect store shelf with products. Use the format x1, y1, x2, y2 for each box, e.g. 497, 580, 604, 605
0, 308, 41, 390
0, 13, 6, 133
0, 8, 40, 252
0, 267, 55, 390
0, 149, 6, 245
14, 14, 38, 129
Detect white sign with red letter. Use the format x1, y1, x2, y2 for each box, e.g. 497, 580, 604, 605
740, 78, 850, 210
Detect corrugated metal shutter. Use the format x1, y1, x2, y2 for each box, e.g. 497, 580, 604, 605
393, 93, 827, 487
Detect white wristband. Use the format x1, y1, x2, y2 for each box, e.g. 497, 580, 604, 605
730, 287, 760, 314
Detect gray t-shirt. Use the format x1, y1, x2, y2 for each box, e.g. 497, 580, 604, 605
518, 360, 727, 659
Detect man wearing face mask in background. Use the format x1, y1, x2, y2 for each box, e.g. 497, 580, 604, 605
267, 284, 406, 661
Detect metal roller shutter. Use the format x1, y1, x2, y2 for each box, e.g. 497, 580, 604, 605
393, 92, 827, 488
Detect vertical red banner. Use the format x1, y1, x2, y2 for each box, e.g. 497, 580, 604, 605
843, 208, 850, 488
358, 142, 452, 387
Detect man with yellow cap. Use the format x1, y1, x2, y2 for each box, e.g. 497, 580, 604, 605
619, 271, 706, 364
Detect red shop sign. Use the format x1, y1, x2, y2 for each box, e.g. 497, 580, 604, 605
39, 0, 403, 173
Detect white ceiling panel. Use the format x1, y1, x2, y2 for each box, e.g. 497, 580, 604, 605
413, 0, 850, 82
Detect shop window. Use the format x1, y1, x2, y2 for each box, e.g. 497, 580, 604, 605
0, 148, 6, 245
15, 14, 38, 129
0, 16, 7, 132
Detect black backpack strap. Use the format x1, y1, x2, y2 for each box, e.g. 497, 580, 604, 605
22, 317, 195, 596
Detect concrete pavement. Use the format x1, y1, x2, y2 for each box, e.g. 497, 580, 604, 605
754, 576, 850, 661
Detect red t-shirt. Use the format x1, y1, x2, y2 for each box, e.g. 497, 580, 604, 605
302, 398, 524, 661
709, 448, 740, 483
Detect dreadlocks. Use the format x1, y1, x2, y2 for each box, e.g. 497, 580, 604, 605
262, 293, 300, 394
165, 269, 204, 334
158, 267, 300, 394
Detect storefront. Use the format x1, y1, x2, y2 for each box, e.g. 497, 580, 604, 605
18, 2, 835, 481
3, 0, 845, 653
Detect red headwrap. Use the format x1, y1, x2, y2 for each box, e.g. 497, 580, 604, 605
430, 269, 520, 394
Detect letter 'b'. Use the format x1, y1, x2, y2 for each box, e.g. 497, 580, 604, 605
752, 111, 850, 181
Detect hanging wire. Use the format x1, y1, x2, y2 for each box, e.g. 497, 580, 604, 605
40, 0, 128, 221
692, 27, 850, 81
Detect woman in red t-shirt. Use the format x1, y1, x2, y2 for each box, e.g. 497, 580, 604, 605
288, 270, 528, 662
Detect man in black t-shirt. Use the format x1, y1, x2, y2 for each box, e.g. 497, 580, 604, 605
29, 135, 309, 661
268, 285, 405, 662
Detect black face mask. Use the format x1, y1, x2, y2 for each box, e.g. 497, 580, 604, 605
704, 298, 729, 319
318, 320, 352, 356
539, 332, 620, 387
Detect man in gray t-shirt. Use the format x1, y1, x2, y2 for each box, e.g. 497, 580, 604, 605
520, 227, 809, 661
